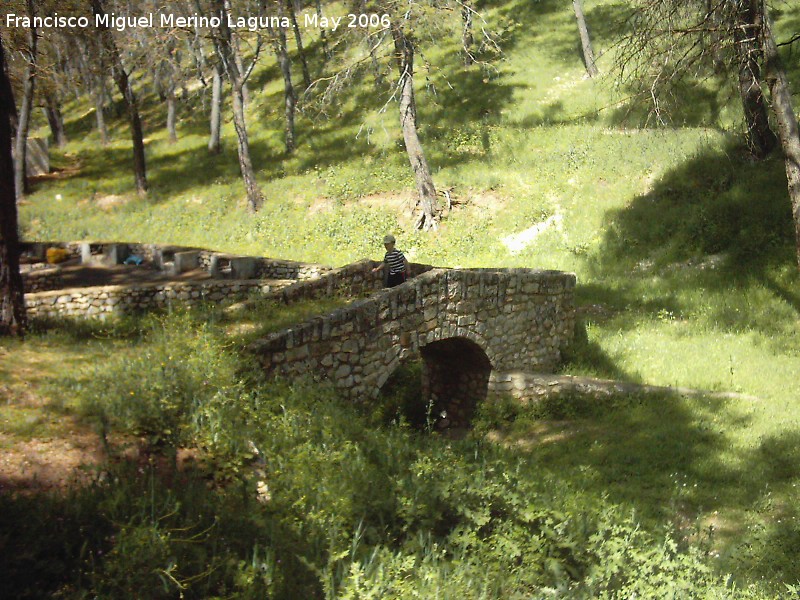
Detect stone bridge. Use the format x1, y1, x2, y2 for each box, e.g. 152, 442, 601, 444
251, 267, 576, 427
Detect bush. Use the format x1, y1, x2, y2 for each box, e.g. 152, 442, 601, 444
472, 394, 522, 433
78, 310, 239, 451
20, 308, 785, 599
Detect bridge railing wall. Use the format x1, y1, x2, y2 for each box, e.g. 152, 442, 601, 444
20, 239, 436, 320
251, 268, 576, 401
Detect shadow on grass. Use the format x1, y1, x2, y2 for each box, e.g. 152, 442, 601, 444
145, 141, 251, 196
608, 75, 733, 128
590, 141, 792, 277
502, 389, 800, 585
0, 458, 323, 600
560, 314, 644, 380
761, 271, 800, 317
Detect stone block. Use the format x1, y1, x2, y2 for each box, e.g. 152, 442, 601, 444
286, 346, 310, 361
155, 248, 175, 270
342, 339, 359, 353
80, 243, 93, 264
174, 251, 201, 273
104, 244, 129, 265
334, 364, 352, 379
230, 257, 257, 279
208, 255, 222, 277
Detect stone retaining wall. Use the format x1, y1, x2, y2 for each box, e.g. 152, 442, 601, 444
25, 279, 279, 319
271, 259, 433, 304
20, 240, 337, 281
21, 266, 63, 293
21, 244, 433, 320
196, 252, 334, 281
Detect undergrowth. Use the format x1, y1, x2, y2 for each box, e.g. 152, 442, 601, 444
5, 0, 800, 596
2, 307, 798, 598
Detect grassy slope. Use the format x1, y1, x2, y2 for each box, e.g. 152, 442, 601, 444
12, 0, 800, 586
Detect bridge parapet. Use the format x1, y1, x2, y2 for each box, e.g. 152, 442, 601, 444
251, 267, 576, 418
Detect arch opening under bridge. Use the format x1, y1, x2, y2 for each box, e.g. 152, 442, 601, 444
375, 336, 492, 429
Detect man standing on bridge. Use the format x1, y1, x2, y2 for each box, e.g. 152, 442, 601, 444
372, 234, 409, 287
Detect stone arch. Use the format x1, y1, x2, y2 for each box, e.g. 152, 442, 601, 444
420, 336, 493, 429
422, 327, 498, 370
374, 346, 413, 396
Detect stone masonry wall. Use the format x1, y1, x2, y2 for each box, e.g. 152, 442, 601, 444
25, 279, 277, 319
22, 250, 433, 321
250, 268, 576, 403
21, 266, 63, 293
196, 252, 335, 281
272, 259, 433, 304
21, 241, 336, 281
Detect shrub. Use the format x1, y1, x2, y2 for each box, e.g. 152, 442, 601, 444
472, 394, 522, 433
77, 310, 239, 451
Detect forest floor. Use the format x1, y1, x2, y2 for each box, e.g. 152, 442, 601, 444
0, 365, 202, 495
0, 380, 104, 493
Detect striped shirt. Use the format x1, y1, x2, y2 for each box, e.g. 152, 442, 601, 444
384, 249, 406, 275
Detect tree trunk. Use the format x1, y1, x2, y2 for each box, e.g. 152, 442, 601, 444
462, 0, 474, 66
93, 76, 109, 146
0, 34, 27, 338
233, 34, 250, 106
166, 85, 178, 144
734, 2, 776, 158
573, 0, 599, 78
2, 50, 18, 133
759, 1, 800, 268
273, 23, 296, 154
44, 94, 67, 148
114, 68, 148, 195
211, 0, 263, 212
92, 0, 147, 195
285, 0, 311, 90
315, 0, 330, 60
231, 87, 262, 213
14, 3, 37, 199
208, 62, 223, 154
392, 26, 438, 231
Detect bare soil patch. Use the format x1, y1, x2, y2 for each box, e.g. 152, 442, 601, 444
0, 428, 105, 493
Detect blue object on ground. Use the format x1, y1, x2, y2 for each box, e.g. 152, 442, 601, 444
124, 255, 144, 266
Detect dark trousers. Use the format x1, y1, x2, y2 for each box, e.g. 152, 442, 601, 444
387, 271, 406, 287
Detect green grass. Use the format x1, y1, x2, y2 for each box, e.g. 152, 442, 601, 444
0, 405, 52, 441
0, 306, 791, 597
491, 386, 800, 585
7, 0, 800, 595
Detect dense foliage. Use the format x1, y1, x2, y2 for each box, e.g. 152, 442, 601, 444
0, 310, 790, 599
